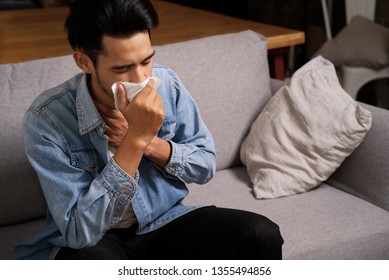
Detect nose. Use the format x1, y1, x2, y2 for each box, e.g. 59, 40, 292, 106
130, 66, 147, 83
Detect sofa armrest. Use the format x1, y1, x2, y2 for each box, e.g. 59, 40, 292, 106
327, 102, 389, 211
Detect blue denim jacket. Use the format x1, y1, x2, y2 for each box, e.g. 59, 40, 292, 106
15, 65, 216, 259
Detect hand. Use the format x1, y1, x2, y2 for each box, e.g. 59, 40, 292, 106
94, 92, 128, 147
117, 79, 165, 149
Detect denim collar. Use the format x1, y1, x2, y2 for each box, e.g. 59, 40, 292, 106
75, 73, 105, 136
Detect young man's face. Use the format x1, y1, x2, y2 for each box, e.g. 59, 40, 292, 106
88, 31, 155, 107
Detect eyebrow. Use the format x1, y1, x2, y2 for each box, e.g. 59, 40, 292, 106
111, 50, 156, 70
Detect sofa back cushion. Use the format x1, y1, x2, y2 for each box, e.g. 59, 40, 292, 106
0, 56, 80, 225
155, 30, 272, 170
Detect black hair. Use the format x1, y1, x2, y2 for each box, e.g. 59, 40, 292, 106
64, 0, 159, 65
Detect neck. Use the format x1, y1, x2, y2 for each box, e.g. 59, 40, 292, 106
87, 74, 116, 110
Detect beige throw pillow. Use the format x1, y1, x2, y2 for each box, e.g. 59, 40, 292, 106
240, 56, 372, 199
315, 15, 389, 69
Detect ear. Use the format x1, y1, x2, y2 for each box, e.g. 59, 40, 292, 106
73, 51, 94, 74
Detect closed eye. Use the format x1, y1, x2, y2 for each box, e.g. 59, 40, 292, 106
110, 50, 155, 73
112, 66, 130, 73
141, 59, 152, 66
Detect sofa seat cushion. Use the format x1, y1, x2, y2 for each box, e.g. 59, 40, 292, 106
185, 167, 389, 259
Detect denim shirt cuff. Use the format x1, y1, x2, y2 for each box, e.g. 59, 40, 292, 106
164, 140, 188, 180
100, 158, 139, 201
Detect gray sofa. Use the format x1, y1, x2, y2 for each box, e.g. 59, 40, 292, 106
1, 30, 388, 260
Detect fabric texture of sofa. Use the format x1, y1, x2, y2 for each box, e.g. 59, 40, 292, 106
1, 30, 389, 260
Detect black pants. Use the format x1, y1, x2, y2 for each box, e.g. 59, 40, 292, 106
55, 207, 283, 260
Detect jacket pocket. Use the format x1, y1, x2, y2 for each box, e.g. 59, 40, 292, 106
70, 147, 104, 173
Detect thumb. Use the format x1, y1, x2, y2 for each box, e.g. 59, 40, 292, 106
116, 83, 129, 112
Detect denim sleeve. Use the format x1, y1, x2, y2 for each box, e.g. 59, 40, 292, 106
23, 110, 137, 249
162, 71, 216, 184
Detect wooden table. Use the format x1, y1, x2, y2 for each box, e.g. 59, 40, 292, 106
0, 0, 305, 79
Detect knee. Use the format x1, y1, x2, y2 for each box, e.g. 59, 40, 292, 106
238, 214, 284, 260
258, 218, 284, 259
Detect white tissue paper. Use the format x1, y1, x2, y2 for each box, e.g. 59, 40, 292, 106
111, 76, 162, 110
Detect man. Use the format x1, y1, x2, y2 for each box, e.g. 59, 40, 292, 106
16, 0, 283, 259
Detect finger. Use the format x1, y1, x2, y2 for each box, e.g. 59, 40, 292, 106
117, 83, 129, 112
153, 91, 163, 103
143, 78, 155, 94
148, 77, 155, 88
